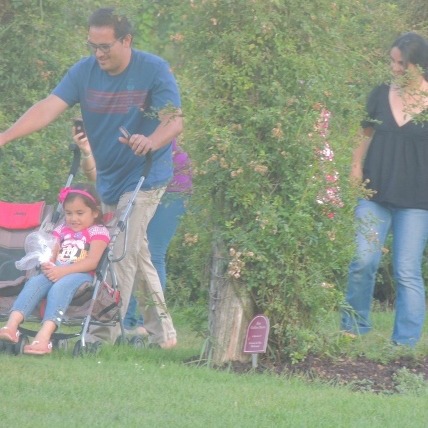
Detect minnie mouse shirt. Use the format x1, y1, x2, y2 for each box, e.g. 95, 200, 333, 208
52, 223, 110, 265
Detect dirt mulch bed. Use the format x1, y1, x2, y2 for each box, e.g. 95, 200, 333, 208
225, 354, 428, 394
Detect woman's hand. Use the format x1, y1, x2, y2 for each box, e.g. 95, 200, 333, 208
350, 128, 374, 186
349, 165, 363, 184
73, 130, 91, 157
73, 126, 96, 180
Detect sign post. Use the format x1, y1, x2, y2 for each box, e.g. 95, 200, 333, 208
243, 314, 270, 368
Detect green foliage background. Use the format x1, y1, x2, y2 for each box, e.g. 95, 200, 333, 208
1, 0, 90, 201
166, 0, 423, 359
0, 0, 426, 359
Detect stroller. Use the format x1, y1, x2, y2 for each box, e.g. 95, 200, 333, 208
0, 145, 151, 355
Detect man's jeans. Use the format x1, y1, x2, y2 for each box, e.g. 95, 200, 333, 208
86, 187, 177, 346
341, 199, 428, 346
124, 192, 188, 329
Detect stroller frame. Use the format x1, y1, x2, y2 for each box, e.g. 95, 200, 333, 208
75, 151, 153, 354
0, 144, 152, 355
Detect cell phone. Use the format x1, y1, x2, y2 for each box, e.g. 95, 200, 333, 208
119, 126, 131, 139
74, 119, 85, 136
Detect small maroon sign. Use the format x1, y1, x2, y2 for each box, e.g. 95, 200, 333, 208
243, 315, 270, 353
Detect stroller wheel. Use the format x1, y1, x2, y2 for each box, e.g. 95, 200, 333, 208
73, 340, 102, 357
128, 335, 146, 349
114, 335, 127, 346
72, 340, 82, 357
53, 339, 68, 351
2, 342, 15, 354
0, 340, 15, 354
13, 335, 29, 355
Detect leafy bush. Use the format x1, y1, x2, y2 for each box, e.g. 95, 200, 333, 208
0, 0, 95, 203
168, 0, 409, 360
393, 367, 428, 396
1, 0, 424, 362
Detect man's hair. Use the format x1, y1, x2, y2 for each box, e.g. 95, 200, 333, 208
88, 8, 133, 39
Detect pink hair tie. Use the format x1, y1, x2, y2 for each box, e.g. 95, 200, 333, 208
58, 187, 97, 204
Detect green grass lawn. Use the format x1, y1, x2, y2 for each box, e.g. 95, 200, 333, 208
0, 309, 427, 428
322, 309, 428, 361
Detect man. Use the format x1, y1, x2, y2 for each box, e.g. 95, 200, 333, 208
0, 8, 182, 348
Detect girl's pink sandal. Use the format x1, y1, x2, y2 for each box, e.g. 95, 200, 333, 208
0, 327, 20, 343
23, 341, 52, 355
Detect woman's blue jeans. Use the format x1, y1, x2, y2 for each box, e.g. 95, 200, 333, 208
341, 199, 428, 346
12, 272, 92, 325
124, 192, 188, 329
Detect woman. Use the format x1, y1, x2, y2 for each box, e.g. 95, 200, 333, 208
341, 32, 428, 347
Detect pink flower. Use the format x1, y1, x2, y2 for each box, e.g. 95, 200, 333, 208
313, 106, 344, 217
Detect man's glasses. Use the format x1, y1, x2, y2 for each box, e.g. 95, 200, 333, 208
86, 37, 124, 54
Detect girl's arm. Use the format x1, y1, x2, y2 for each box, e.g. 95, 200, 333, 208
42, 239, 108, 282
350, 127, 374, 183
49, 242, 60, 264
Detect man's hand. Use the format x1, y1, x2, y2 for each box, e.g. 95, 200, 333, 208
0, 133, 8, 148
119, 134, 156, 156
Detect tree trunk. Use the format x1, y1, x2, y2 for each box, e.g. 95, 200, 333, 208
205, 238, 255, 365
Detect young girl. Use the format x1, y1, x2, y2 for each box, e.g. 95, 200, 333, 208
0, 184, 110, 355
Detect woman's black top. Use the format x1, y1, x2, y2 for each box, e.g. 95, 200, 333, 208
362, 83, 428, 210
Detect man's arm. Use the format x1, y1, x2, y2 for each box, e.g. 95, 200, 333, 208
0, 94, 69, 147
149, 108, 184, 149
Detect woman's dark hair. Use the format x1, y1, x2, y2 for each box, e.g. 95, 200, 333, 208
88, 7, 133, 39
392, 32, 428, 80
63, 183, 104, 225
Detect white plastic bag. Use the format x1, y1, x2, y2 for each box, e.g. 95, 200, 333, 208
15, 231, 57, 271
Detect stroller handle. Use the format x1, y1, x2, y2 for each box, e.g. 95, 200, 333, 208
50, 144, 81, 225
142, 150, 153, 179
111, 150, 154, 246
68, 143, 81, 177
